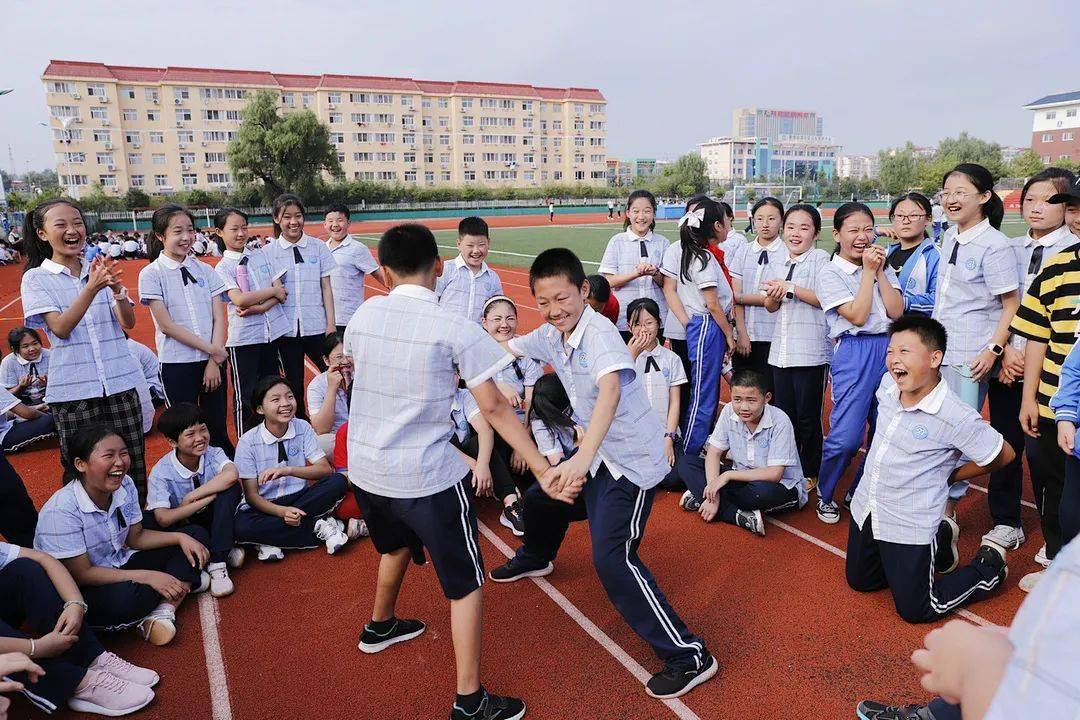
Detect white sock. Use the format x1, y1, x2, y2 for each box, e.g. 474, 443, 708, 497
153, 602, 176, 619
207, 561, 226, 571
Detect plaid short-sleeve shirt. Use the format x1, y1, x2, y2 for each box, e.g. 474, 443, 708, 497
0, 348, 51, 405
138, 255, 227, 362
816, 255, 901, 339
635, 344, 687, 425
659, 243, 731, 316
0, 542, 19, 571
707, 403, 806, 504
146, 446, 234, 511
531, 417, 576, 458
731, 237, 787, 342
216, 249, 291, 347
234, 419, 325, 508
599, 230, 670, 331
766, 249, 832, 367
264, 234, 336, 337
434, 256, 504, 324
327, 237, 380, 328
35, 476, 144, 568
491, 356, 544, 423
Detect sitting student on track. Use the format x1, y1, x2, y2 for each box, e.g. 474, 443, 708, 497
0, 374, 55, 454
491, 248, 716, 700
34, 425, 211, 647
0, 540, 158, 717
435, 216, 504, 324
1, 327, 50, 409
306, 332, 351, 459
845, 315, 1015, 624
328, 421, 370, 542
676, 369, 806, 535
146, 403, 244, 598
232, 376, 350, 561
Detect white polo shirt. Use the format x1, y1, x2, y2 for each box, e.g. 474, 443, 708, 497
599, 230, 671, 331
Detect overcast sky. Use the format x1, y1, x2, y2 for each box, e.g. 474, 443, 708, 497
2, 0, 1078, 174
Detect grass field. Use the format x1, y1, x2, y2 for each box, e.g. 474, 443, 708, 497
349, 213, 1030, 270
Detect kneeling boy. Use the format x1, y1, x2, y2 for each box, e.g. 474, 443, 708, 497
846, 315, 1015, 624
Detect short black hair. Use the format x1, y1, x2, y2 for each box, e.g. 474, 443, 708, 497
458, 216, 489, 238
888, 314, 948, 353
626, 297, 661, 326
325, 202, 351, 221
7, 326, 42, 352
730, 369, 770, 395
377, 223, 439, 275
157, 403, 206, 442
252, 375, 297, 410
586, 274, 611, 302
529, 248, 586, 293
323, 331, 344, 358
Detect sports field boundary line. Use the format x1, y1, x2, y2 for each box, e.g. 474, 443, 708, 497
968, 482, 1038, 511
0, 295, 23, 313
198, 593, 234, 720
476, 521, 703, 720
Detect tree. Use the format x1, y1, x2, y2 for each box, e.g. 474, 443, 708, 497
648, 154, 710, 197
78, 183, 124, 213
228, 90, 342, 201
123, 187, 151, 210
935, 132, 1005, 179
877, 143, 923, 195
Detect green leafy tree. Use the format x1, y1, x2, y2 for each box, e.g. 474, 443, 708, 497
877, 143, 923, 195
228, 90, 342, 201
123, 187, 151, 210
1054, 157, 1079, 173
1006, 150, 1047, 179
935, 132, 1005, 179
78, 183, 124, 212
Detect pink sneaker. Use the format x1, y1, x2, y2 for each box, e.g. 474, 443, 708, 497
68, 669, 155, 716
90, 651, 159, 687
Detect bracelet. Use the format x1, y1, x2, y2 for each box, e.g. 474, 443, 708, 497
63, 599, 89, 613
28, 637, 35, 658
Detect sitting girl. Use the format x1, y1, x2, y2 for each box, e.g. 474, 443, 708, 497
528, 374, 581, 466
306, 332, 351, 459
34, 426, 211, 647
1, 327, 50, 409
0, 379, 56, 454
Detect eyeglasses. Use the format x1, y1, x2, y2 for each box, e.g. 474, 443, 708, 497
894, 213, 926, 223
940, 190, 975, 202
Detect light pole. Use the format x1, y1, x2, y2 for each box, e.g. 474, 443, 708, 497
43, 116, 79, 200
0, 89, 11, 210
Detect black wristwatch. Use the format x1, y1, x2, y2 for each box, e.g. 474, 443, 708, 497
988, 343, 1004, 357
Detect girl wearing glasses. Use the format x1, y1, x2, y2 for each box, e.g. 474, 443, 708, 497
878, 192, 940, 316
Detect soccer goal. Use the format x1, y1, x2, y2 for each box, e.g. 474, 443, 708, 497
729, 184, 804, 207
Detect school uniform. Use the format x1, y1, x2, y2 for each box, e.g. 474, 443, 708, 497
126, 338, 162, 436
146, 447, 240, 564
264, 234, 337, 417
1049, 342, 1080, 549
0, 385, 55, 453
345, 284, 511, 600
846, 374, 1007, 622
765, 248, 831, 479
635, 344, 687, 489
306, 370, 349, 458
0, 347, 51, 406
21, 258, 146, 494
886, 239, 939, 316
599, 229, 670, 333
217, 247, 292, 436
679, 403, 806, 522
434, 255, 504, 325
730, 237, 786, 381
139, 254, 233, 454
931, 204, 946, 244
0, 543, 109, 714
508, 305, 708, 671
815, 255, 901, 505
326, 236, 379, 334
720, 231, 748, 266
660, 244, 730, 455
34, 476, 208, 631
448, 388, 520, 502
530, 416, 577, 460
232, 418, 348, 550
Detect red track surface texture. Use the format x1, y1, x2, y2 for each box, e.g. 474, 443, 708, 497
0, 214, 1037, 720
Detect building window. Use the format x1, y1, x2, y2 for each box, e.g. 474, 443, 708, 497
145, 88, 159, 103
282, 93, 295, 108
61, 174, 90, 186
1067, 108, 1078, 118
122, 109, 137, 122
424, 171, 434, 183
464, 170, 476, 181
1046, 111, 1057, 119
438, 98, 448, 109
1043, 133, 1054, 142
202, 110, 221, 121
461, 98, 474, 109
1064, 132, 1075, 141
131, 175, 145, 187
47, 81, 75, 94
90, 108, 108, 120
147, 109, 160, 121
179, 153, 196, 166
86, 84, 106, 97
96, 152, 114, 165
100, 174, 117, 187
205, 152, 226, 163
374, 94, 392, 104
329, 113, 342, 124
174, 109, 191, 122
182, 173, 198, 187
152, 154, 166, 165
401, 96, 413, 107
207, 173, 231, 185
178, 131, 194, 143
441, 171, 451, 181
302, 93, 314, 107
154, 174, 169, 187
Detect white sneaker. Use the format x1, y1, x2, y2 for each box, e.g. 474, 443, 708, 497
981, 524, 1025, 551
314, 517, 348, 555
816, 499, 840, 524
89, 651, 159, 687
735, 509, 766, 536
192, 570, 211, 594
137, 610, 176, 646
226, 546, 246, 569
1019, 570, 1043, 593
208, 563, 234, 598
1034, 544, 1050, 568
68, 669, 155, 716
346, 518, 369, 540
256, 544, 284, 562
679, 490, 701, 511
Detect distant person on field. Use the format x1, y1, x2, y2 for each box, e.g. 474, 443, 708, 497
607, 199, 615, 219
434, 216, 503, 324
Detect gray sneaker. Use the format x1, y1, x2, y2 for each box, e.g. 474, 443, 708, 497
735, 509, 765, 536
981, 524, 1025, 551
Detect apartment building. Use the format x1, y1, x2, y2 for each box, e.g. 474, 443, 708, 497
1024, 90, 1080, 164
42, 60, 608, 196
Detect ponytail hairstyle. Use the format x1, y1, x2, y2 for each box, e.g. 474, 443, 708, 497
528, 373, 575, 431
22, 198, 86, 272
623, 189, 657, 232
782, 203, 822, 235
148, 203, 196, 261
888, 192, 933, 238
942, 163, 1003, 230
678, 197, 723, 283
272, 193, 306, 237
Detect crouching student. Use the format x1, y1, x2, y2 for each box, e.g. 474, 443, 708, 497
307, 332, 351, 459
34, 426, 211, 646
676, 369, 806, 535
0, 542, 157, 716
147, 404, 244, 598
232, 376, 350, 561
845, 316, 1015, 624
527, 373, 581, 466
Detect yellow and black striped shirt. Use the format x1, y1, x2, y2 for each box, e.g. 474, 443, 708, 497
1011, 243, 1080, 420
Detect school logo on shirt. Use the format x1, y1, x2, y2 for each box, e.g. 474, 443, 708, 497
906, 278, 916, 290
912, 425, 929, 440
576, 351, 589, 369
964, 258, 977, 271
306, 255, 319, 264
195, 277, 206, 288
661, 367, 670, 379
259, 265, 271, 276
757, 437, 769, 448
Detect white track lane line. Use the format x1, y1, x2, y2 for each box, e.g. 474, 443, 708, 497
968, 482, 1038, 511
477, 521, 703, 720
0, 295, 23, 313
198, 593, 234, 720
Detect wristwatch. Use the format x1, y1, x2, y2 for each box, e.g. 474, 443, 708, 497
664, 432, 679, 440
785, 282, 795, 300
987, 343, 1004, 357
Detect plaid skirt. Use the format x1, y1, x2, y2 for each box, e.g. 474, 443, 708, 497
52, 388, 147, 500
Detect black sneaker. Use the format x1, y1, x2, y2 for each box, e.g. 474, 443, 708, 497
499, 501, 525, 537
489, 556, 553, 583
934, 516, 960, 574
734, 509, 765, 536
449, 692, 525, 720
972, 543, 1008, 584
855, 700, 935, 720
357, 617, 426, 654
645, 651, 718, 699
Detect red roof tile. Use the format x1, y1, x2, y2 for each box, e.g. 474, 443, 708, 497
108, 65, 165, 82
320, 74, 419, 92
161, 66, 278, 86
272, 74, 320, 89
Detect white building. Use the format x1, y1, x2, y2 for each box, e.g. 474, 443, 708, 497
837, 154, 879, 180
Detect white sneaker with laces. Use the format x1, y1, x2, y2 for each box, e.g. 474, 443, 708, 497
226, 546, 246, 568
137, 609, 176, 646
346, 518, 369, 540
315, 517, 348, 555
1034, 544, 1050, 568
208, 562, 234, 598
256, 544, 284, 562
981, 524, 1025, 551
89, 651, 159, 687
68, 669, 155, 716
816, 499, 840, 524
1018, 570, 1043, 593
679, 490, 701, 511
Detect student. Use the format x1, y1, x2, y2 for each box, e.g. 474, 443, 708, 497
880, 192, 940, 316
19, 199, 147, 494
1050, 337, 1080, 553
626, 298, 687, 473
607, 199, 615, 219
814, 202, 904, 524
147, 404, 243, 598
323, 202, 384, 334
434, 216, 504, 324
585, 274, 620, 326
846, 316, 1013, 624
600, 189, 670, 341
660, 199, 735, 456
931, 198, 946, 244
34, 426, 210, 646
264, 194, 336, 417
307, 332, 351, 459
526, 373, 581, 466
720, 202, 749, 262
213, 207, 290, 436
731, 197, 787, 383
232, 376, 350, 560
344, 223, 552, 720
661, 196, 705, 411
328, 420, 371, 542
745, 200, 754, 233
491, 248, 716, 701
139, 204, 232, 455
1, 327, 50, 408
548, 200, 555, 223
126, 338, 163, 436
122, 235, 139, 260
0, 541, 158, 716
677, 369, 807, 534
761, 204, 830, 490
0, 381, 54, 454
